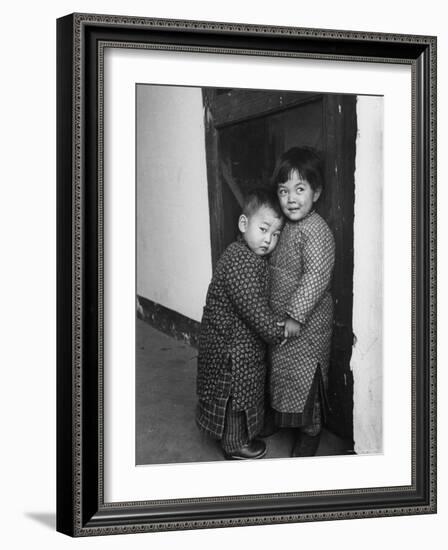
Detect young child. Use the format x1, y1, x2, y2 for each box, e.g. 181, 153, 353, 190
267, 147, 335, 457
196, 188, 285, 460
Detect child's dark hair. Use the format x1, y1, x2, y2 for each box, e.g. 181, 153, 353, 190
271, 147, 324, 192
242, 187, 283, 219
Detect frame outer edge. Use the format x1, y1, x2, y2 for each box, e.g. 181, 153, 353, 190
72, 11, 436, 44
56, 13, 77, 537
73, 13, 84, 537
428, 35, 437, 513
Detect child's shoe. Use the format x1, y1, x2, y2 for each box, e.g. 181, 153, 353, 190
259, 408, 279, 437
224, 439, 267, 460
291, 432, 320, 457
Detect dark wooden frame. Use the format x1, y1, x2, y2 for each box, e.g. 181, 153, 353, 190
57, 13, 437, 537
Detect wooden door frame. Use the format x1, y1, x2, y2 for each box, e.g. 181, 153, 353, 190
202, 88, 357, 442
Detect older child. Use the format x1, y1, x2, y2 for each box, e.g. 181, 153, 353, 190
267, 147, 335, 457
196, 188, 285, 460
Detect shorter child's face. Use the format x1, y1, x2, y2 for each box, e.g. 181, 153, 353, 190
238, 206, 283, 256
277, 171, 321, 222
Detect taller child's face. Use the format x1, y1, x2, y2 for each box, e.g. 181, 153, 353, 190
239, 206, 284, 256
277, 170, 321, 222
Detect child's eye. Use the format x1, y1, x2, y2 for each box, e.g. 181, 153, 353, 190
260, 227, 266, 233
278, 188, 287, 196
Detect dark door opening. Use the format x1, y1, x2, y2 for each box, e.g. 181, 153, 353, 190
203, 87, 356, 444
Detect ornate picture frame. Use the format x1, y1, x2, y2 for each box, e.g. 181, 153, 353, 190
56, 13, 436, 536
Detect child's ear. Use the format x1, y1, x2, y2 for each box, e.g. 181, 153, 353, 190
238, 214, 248, 233
312, 187, 322, 203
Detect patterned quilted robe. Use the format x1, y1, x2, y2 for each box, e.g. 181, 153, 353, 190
197, 239, 284, 413
269, 211, 335, 414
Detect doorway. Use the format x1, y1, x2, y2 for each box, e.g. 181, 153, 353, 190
202, 87, 357, 444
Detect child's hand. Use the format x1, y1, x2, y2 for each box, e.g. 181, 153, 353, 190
276, 321, 287, 346
284, 318, 301, 338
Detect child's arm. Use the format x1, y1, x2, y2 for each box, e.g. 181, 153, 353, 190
286, 223, 335, 324
225, 256, 284, 345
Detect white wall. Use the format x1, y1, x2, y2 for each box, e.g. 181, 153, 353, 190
352, 96, 384, 453
2, 1, 446, 550
136, 85, 212, 322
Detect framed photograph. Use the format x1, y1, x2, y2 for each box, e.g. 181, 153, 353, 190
56, 13, 437, 536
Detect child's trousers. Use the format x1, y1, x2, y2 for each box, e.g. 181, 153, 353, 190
221, 402, 250, 453
270, 365, 326, 436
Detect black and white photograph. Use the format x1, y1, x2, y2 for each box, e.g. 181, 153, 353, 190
135, 84, 383, 465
